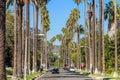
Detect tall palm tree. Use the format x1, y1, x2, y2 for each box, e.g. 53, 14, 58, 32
22, 6, 25, 74
66, 8, 80, 67
13, 0, 17, 79
113, 0, 118, 78
33, 2, 39, 72
40, 2, 50, 70
87, 3, 92, 73
74, 23, 83, 69
0, 1, 7, 80
98, 0, 102, 74
26, 0, 30, 74
99, 0, 105, 75
84, 0, 88, 71
92, 0, 96, 73
17, 0, 24, 77
73, 0, 82, 69
104, 1, 120, 37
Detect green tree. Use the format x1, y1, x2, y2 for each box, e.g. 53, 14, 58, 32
104, 0, 120, 37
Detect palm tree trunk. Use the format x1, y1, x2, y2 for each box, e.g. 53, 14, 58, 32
98, 0, 102, 74
87, 9, 92, 73
22, 6, 25, 74
17, 4, 23, 77
100, 0, 105, 75
13, 0, 17, 79
34, 6, 38, 71
0, 1, 7, 80
26, 0, 30, 74
113, 0, 118, 77
77, 31, 80, 69
84, 0, 88, 71
44, 29, 48, 70
92, 0, 96, 73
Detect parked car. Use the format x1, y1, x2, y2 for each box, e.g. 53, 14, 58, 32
47, 67, 54, 72
51, 68, 60, 74
69, 67, 75, 72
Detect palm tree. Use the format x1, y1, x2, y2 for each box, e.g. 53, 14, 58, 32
84, 0, 88, 71
113, 0, 118, 78
91, 0, 96, 73
56, 34, 63, 42
50, 36, 56, 44
73, 0, 82, 69
73, 0, 82, 8
0, 1, 7, 80
33, 1, 39, 72
74, 23, 83, 69
17, 0, 24, 77
40, 2, 50, 70
99, 0, 105, 75
87, 3, 92, 73
66, 8, 80, 67
13, 0, 17, 79
104, 1, 120, 37
26, 0, 30, 74
22, 6, 25, 74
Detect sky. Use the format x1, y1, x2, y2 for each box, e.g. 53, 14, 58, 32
9, 0, 120, 45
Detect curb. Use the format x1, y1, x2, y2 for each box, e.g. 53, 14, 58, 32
31, 72, 45, 80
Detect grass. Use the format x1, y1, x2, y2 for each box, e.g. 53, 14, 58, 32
7, 72, 42, 80
19, 72, 42, 80
7, 77, 12, 80
75, 70, 120, 80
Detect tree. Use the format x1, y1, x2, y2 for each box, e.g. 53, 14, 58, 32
100, 0, 105, 75
104, 1, 120, 37
87, 3, 92, 73
16, 0, 24, 77
0, 0, 7, 80
31, 0, 39, 72
50, 36, 56, 44
26, 0, 30, 74
74, 23, 83, 69
40, 1, 50, 70
113, 0, 118, 78
73, 0, 82, 8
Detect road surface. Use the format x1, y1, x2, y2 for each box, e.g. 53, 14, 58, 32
36, 69, 96, 80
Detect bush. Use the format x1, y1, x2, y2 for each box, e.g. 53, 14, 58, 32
6, 68, 13, 75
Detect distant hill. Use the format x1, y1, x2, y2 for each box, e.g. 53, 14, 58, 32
51, 45, 60, 53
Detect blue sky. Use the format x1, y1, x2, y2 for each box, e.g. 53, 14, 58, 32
29, 0, 119, 45
9, 0, 120, 45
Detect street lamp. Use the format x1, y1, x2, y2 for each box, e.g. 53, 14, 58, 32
24, 33, 44, 80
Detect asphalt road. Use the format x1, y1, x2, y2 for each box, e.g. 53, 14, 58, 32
36, 69, 95, 80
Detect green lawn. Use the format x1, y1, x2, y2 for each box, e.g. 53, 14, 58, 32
7, 72, 42, 80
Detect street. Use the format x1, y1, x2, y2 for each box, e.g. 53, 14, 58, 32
36, 69, 94, 80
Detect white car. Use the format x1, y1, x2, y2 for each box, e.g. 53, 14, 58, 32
69, 67, 75, 72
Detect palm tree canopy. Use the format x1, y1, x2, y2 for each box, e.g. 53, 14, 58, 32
104, 1, 120, 21
50, 36, 56, 43
56, 34, 63, 41
66, 8, 80, 28
73, 0, 82, 5
74, 23, 84, 34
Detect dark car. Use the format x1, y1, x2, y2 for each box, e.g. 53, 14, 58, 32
51, 68, 60, 74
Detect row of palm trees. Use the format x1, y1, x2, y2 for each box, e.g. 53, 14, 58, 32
0, 0, 50, 80
56, 0, 118, 77
0, 0, 119, 80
